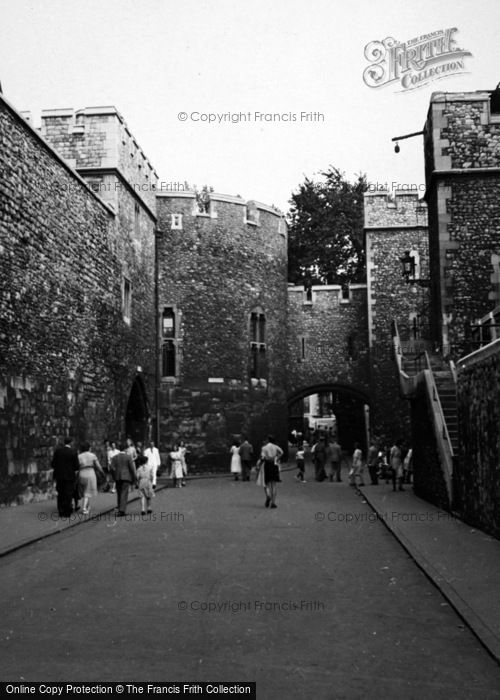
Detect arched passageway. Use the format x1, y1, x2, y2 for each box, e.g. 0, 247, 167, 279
287, 383, 371, 453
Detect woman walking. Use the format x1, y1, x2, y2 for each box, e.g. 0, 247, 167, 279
349, 442, 365, 487
170, 444, 185, 487
230, 441, 242, 481
390, 440, 405, 491
259, 436, 283, 508
78, 442, 105, 515
106, 440, 120, 493
136, 455, 154, 515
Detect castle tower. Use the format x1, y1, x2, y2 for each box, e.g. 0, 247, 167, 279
424, 89, 500, 357
364, 190, 429, 440
37, 106, 158, 446
156, 191, 288, 470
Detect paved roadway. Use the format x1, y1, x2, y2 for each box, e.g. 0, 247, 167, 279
1, 470, 499, 699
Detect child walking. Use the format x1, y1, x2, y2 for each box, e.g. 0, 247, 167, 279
136, 455, 154, 515
295, 443, 306, 482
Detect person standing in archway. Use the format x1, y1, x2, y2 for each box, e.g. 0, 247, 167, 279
328, 437, 342, 482
311, 435, 328, 482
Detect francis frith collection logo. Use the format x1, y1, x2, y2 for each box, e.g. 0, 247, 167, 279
363, 28, 472, 91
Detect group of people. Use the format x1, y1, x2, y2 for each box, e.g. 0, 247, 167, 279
350, 439, 413, 490
292, 434, 413, 491
51, 437, 162, 518
52, 431, 413, 519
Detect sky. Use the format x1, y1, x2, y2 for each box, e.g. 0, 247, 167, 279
1, 0, 499, 213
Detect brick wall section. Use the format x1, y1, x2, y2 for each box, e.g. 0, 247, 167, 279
364, 192, 429, 442
156, 193, 288, 471
455, 343, 500, 538
0, 96, 156, 490
424, 91, 500, 356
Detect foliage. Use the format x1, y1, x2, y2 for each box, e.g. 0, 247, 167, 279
287, 167, 368, 286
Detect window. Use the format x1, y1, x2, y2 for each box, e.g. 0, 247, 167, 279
347, 333, 358, 360
245, 202, 259, 225
162, 307, 175, 338
250, 309, 266, 382
161, 307, 177, 377
171, 213, 183, 230
162, 341, 176, 377
134, 202, 140, 237
122, 278, 132, 324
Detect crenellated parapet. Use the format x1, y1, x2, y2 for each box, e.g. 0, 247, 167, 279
364, 190, 428, 230
40, 106, 158, 215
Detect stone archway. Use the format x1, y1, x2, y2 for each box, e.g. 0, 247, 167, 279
287, 383, 371, 453
125, 375, 150, 445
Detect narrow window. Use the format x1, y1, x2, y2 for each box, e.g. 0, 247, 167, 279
162, 340, 176, 377
122, 278, 132, 324
134, 202, 140, 237
249, 309, 266, 381
162, 307, 175, 338
161, 307, 177, 377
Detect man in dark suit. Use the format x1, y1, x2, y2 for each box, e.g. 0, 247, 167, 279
51, 436, 80, 517
110, 444, 137, 516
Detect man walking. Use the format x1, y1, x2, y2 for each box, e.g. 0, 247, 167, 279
239, 436, 254, 481
311, 435, 328, 482
367, 440, 379, 485
329, 438, 342, 482
110, 444, 137, 516
144, 440, 161, 489
51, 436, 80, 518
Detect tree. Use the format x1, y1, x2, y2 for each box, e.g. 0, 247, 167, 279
287, 167, 368, 287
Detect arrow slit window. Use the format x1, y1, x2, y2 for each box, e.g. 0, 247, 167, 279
162, 307, 176, 378
250, 309, 266, 382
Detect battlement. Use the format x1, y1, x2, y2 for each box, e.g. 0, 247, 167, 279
157, 191, 286, 238
40, 106, 158, 212
157, 190, 283, 215
364, 191, 428, 230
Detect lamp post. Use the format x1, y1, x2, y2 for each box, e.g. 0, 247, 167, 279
400, 251, 430, 288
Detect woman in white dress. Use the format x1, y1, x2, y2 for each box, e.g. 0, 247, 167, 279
170, 444, 185, 488
230, 442, 242, 481
78, 442, 105, 515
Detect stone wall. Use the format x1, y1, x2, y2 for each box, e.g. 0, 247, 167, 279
364, 191, 429, 442
424, 91, 500, 357
410, 384, 450, 511
286, 285, 369, 391
455, 341, 500, 538
156, 193, 288, 471
0, 95, 156, 498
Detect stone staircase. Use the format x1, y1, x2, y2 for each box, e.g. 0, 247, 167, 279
423, 352, 459, 455
399, 344, 459, 455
